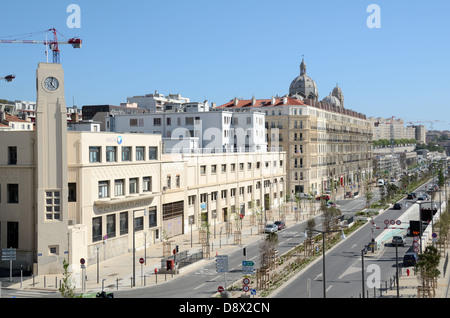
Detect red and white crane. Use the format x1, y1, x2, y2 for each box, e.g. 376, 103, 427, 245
0, 28, 81, 63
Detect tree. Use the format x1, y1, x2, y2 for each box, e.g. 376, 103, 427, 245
59, 259, 81, 298
363, 180, 374, 208
415, 245, 441, 291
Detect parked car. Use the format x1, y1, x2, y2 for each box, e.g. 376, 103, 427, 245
315, 195, 331, 201
393, 203, 402, 210
297, 193, 312, 200
264, 223, 278, 234
274, 220, 286, 230
392, 235, 406, 247
344, 191, 352, 198
403, 252, 419, 266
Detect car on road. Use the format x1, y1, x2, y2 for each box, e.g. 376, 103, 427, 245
391, 235, 406, 247
344, 191, 352, 198
264, 223, 278, 234
327, 201, 337, 208
297, 193, 313, 199
274, 221, 286, 230
393, 203, 402, 210
417, 195, 428, 201
403, 252, 419, 266
407, 193, 417, 200
315, 195, 331, 201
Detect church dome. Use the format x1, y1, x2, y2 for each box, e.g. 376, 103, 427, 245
332, 84, 344, 107
321, 93, 341, 107
289, 58, 319, 101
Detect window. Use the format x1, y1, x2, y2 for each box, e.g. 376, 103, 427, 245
239, 163, 244, 171
200, 165, 206, 175
211, 191, 217, 201
68, 183, 77, 202
98, 181, 109, 198
106, 146, 117, 162
92, 217, 102, 242
107, 214, 116, 238
143, 177, 152, 192
211, 165, 217, 174
148, 147, 158, 160
166, 175, 171, 189
8, 147, 17, 165
176, 175, 180, 188
114, 179, 124, 196
89, 146, 101, 163
239, 187, 244, 196
45, 190, 61, 220
221, 189, 227, 199
221, 164, 227, 173
231, 164, 236, 172
230, 188, 236, 197
129, 178, 138, 194
136, 147, 145, 161
122, 147, 131, 161
148, 207, 157, 228
188, 195, 196, 205
130, 118, 138, 126
120, 212, 128, 235
134, 216, 144, 232
153, 118, 161, 126
7, 222, 19, 248
200, 193, 207, 203
7, 184, 19, 203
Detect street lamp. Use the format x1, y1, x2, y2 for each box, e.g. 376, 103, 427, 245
1, 74, 15, 82
304, 227, 346, 298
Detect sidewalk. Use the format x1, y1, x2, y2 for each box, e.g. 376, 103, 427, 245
0, 203, 316, 297
379, 246, 449, 298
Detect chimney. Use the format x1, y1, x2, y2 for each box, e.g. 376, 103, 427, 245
234, 97, 239, 106
283, 96, 287, 105
271, 96, 275, 105
251, 96, 256, 106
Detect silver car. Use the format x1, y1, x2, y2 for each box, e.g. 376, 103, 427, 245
264, 224, 278, 233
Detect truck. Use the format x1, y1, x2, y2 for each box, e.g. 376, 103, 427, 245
419, 202, 438, 222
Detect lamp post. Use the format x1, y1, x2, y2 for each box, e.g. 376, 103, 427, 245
1, 74, 15, 82
304, 227, 346, 298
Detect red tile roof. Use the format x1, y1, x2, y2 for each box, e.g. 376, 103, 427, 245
217, 96, 305, 109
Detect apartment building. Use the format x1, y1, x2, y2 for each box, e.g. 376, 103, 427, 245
105, 108, 267, 153
218, 58, 373, 196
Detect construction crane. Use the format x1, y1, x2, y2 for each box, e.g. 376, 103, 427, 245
0, 28, 81, 63
407, 120, 444, 131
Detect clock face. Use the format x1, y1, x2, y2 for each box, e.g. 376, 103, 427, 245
44, 76, 59, 91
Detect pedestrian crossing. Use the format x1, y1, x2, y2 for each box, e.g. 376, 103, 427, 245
1, 289, 59, 298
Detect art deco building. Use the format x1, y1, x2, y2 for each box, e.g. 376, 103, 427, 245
218, 58, 373, 197
0, 63, 286, 275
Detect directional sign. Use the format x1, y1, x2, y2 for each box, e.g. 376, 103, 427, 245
216, 255, 229, 273
1, 248, 16, 261
242, 260, 255, 267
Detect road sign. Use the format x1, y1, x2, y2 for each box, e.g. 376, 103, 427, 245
243, 278, 250, 285
414, 247, 419, 253
218, 286, 224, 293
432, 232, 437, 238
242, 260, 255, 267
384, 219, 389, 225
414, 236, 419, 242
216, 255, 229, 273
243, 285, 250, 292
1, 248, 16, 261
251, 289, 256, 295
139, 257, 144, 264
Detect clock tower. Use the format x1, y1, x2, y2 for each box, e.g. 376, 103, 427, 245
35, 63, 68, 274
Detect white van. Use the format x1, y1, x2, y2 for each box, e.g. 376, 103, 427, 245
377, 179, 385, 186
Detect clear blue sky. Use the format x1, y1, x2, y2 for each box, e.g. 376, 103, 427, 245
1, 0, 449, 131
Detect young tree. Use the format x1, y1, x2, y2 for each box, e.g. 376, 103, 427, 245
59, 259, 81, 298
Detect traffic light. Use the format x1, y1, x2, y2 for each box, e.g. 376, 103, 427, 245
176, 245, 179, 253
243, 247, 246, 257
